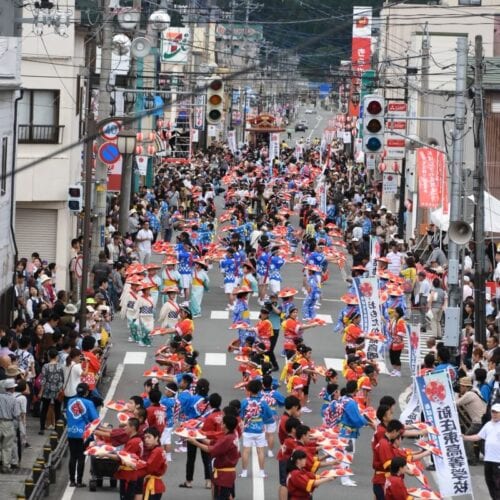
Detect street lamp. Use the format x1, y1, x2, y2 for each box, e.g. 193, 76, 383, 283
118, 129, 137, 235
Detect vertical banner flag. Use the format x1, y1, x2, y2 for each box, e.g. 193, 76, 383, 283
269, 132, 280, 171
353, 277, 382, 361
400, 324, 421, 425
135, 155, 148, 176
350, 6, 372, 117
227, 130, 237, 154
417, 148, 448, 209
368, 236, 381, 276
416, 370, 472, 497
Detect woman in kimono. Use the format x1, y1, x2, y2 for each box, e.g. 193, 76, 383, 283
160, 257, 181, 306
123, 276, 142, 343
232, 286, 252, 349
135, 281, 156, 347
158, 286, 180, 330
144, 263, 162, 309
189, 259, 210, 318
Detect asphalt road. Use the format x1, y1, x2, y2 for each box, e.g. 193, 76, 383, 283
52, 109, 489, 500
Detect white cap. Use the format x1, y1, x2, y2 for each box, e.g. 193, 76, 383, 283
463, 276, 470, 282
491, 403, 500, 412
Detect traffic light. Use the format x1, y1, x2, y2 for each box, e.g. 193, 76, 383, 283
362, 94, 385, 153
68, 184, 82, 213
206, 78, 224, 125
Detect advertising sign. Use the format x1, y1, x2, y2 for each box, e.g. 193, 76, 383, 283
161, 28, 190, 64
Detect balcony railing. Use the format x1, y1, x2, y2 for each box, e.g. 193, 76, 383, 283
18, 124, 65, 144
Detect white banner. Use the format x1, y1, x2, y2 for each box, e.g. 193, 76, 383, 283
269, 132, 280, 171
227, 130, 237, 154
416, 370, 472, 497
353, 277, 382, 361
400, 324, 422, 425
135, 155, 148, 176
368, 236, 381, 277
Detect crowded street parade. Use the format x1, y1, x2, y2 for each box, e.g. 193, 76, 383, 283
2, 1, 500, 500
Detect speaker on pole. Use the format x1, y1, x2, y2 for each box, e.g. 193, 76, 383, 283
448, 221, 472, 245
130, 37, 152, 58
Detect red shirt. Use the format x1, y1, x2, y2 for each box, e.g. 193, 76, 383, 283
286, 468, 317, 499
146, 404, 167, 434
384, 474, 409, 500
372, 423, 386, 451
115, 435, 143, 481
208, 432, 240, 488
390, 318, 406, 351
372, 435, 397, 485
278, 412, 291, 445
140, 446, 167, 494
201, 409, 224, 444
175, 318, 194, 337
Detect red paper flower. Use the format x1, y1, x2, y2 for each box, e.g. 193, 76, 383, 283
424, 380, 446, 403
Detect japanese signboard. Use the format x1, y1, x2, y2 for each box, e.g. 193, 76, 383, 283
400, 324, 422, 425
161, 28, 190, 64
416, 370, 472, 497
353, 277, 382, 361
417, 147, 441, 208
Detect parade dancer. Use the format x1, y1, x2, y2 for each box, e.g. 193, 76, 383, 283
177, 238, 195, 305
268, 246, 285, 296
144, 263, 162, 309
190, 259, 210, 318
161, 257, 181, 306
302, 265, 321, 321
256, 239, 272, 305
241, 261, 258, 297
158, 286, 181, 330
124, 276, 142, 343
135, 281, 156, 347
232, 286, 252, 350
220, 248, 237, 310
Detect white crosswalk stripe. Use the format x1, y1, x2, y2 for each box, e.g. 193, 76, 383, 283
123, 352, 147, 364
210, 310, 333, 323
204, 353, 227, 366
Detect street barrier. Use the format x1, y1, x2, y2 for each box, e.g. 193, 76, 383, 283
25, 344, 111, 500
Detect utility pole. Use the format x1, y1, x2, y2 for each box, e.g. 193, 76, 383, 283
397, 55, 410, 238
447, 37, 468, 314
473, 35, 486, 346
90, 0, 114, 263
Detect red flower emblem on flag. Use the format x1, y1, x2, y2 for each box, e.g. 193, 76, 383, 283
410, 331, 419, 349
359, 282, 373, 297
424, 380, 446, 403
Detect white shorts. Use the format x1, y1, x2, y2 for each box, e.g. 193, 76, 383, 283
269, 280, 281, 294
242, 431, 267, 448
224, 282, 236, 294
160, 426, 173, 446
180, 274, 192, 289
264, 421, 277, 433
257, 275, 269, 286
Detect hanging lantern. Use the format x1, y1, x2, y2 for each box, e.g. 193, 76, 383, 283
381, 149, 387, 160
148, 131, 156, 142
378, 162, 386, 173
156, 118, 164, 129
92, 142, 98, 154
392, 161, 399, 173
136, 144, 144, 155
405, 199, 413, 212
147, 144, 156, 155
136, 132, 144, 143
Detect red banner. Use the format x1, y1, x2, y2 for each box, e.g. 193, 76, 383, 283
417, 148, 447, 209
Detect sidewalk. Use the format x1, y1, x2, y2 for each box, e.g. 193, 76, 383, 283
0, 414, 56, 498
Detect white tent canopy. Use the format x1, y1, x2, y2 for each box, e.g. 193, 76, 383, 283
430, 191, 500, 233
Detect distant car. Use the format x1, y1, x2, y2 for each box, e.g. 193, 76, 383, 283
305, 108, 314, 114
295, 123, 307, 132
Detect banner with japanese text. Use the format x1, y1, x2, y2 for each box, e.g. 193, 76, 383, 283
400, 324, 422, 425
353, 277, 382, 361
368, 236, 381, 276
227, 130, 237, 154
417, 147, 448, 209
416, 370, 472, 497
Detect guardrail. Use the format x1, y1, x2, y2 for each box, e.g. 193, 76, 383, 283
22, 344, 111, 500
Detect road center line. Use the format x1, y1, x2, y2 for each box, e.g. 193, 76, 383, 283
60, 363, 125, 500
252, 445, 265, 500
